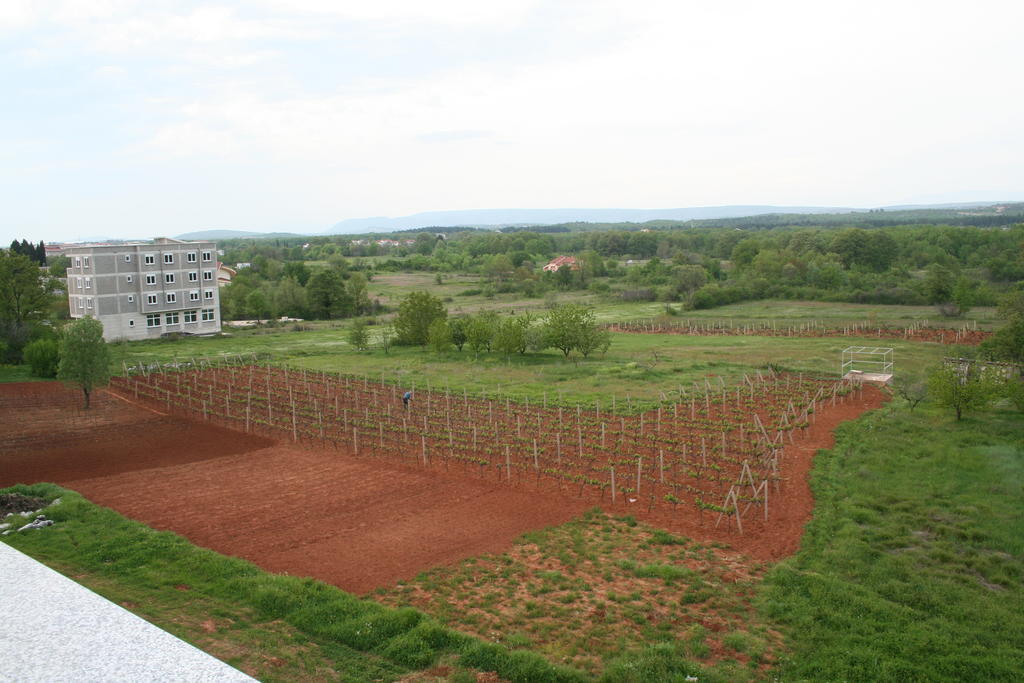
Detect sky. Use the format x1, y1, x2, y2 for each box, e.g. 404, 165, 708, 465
2, 0, 1022, 245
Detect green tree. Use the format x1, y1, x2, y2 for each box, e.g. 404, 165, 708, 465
244, 290, 271, 320
543, 304, 603, 358
347, 318, 370, 351
379, 323, 395, 354
980, 290, 1024, 363
347, 272, 371, 316
483, 254, 515, 282
575, 321, 612, 358
394, 291, 446, 347
448, 316, 469, 351
23, 337, 60, 378
427, 318, 453, 353
466, 313, 497, 357
923, 264, 956, 305
307, 269, 353, 319
57, 317, 111, 409
0, 251, 55, 362
493, 315, 529, 358
47, 255, 71, 279
951, 276, 975, 316
927, 363, 1000, 421
273, 276, 308, 319
281, 261, 311, 286
0, 252, 52, 326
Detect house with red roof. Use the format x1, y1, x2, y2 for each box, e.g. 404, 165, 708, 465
542, 255, 579, 272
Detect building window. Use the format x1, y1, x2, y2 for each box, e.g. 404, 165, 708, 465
202, 251, 212, 262
124, 254, 132, 262
189, 290, 199, 301
126, 275, 133, 283
163, 253, 174, 264
146, 314, 160, 327
203, 290, 214, 300
202, 270, 213, 281
166, 292, 176, 303
144, 254, 155, 265
128, 295, 135, 303
184, 310, 197, 323
146, 274, 156, 285
83, 256, 90, 268
128, 320, 135, 327
74, 257, 81, 267
187, 252, 197, 263
84, 277, 91, 289
147, 294, 157, 305
76, 277, 82, 289
201, 308, 215, 321
77, 298, 84, 310
188, 271, 198, 282
86, 297, 93, 309
165, 273, 175, 284
165, 311, 179, 324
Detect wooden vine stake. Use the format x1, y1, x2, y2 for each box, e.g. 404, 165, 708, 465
714, 486, 743, 534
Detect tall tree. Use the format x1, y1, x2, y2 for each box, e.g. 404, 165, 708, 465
306, 269, 352, 319
394, 291, 446, 346
0, 252, 51, 327
57, 317, 111, 409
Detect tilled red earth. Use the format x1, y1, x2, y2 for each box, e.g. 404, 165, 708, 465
0, 382, 587, 593
0, 380, 884, 591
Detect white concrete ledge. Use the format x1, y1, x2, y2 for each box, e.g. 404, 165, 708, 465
0, 542, 254, 683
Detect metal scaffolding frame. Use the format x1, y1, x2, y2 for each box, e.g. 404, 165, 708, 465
841, 346, 894, 382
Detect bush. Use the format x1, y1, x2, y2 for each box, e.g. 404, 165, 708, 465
23, 337, 59, 377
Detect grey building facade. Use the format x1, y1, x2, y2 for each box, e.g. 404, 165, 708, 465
65, 237, 222, 341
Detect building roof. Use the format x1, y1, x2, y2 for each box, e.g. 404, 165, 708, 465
543, 255, 579, 271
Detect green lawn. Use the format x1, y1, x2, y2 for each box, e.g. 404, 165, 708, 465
761, 401, 1024, 680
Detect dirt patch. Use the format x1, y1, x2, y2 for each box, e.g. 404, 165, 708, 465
0, 493, 49, 516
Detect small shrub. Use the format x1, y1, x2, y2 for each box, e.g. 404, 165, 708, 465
23, 338, 59, 378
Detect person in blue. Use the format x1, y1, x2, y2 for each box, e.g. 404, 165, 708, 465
402, 390, 412, 409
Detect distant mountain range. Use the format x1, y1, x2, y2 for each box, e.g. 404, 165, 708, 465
171, 201, 1018, 241
324, 206, 856, 234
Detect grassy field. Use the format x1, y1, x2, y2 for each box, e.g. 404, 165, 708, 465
102, 323, 953, 411
762, 400, 1024, 680
376, 511, 777, 681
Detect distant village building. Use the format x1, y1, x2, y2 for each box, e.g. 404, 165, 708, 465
543, 255, 579, 272
235, 262, 252, 269
64, 237, 222, 341
216, 263, 236, 287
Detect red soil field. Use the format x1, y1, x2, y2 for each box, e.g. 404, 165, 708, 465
0, 378, 885, 592
607, 320, 990, 345
0, 382, 587, 593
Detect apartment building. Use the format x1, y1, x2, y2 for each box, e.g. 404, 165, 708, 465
65, 237, 222, 341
